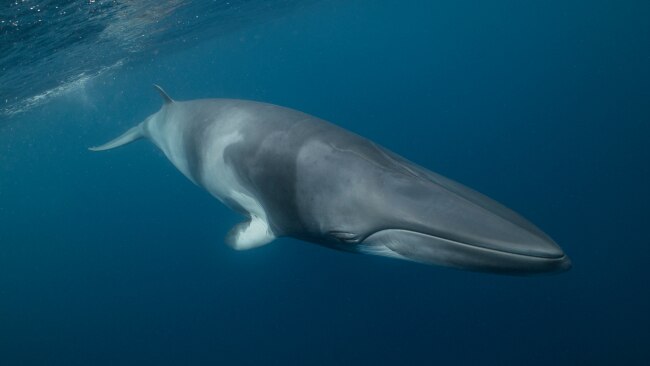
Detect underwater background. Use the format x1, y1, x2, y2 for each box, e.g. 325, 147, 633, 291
1, 1, 649, 365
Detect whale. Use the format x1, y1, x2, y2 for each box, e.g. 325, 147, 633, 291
90, 86, 571, 275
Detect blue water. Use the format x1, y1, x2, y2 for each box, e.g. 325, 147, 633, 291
1, 1, 649, 365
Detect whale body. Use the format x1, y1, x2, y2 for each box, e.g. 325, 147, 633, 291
91, 86, 571, 275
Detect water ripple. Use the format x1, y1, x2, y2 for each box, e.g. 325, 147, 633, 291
0, 0, 316, 117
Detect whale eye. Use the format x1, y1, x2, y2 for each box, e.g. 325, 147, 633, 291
328, 231, 360, 244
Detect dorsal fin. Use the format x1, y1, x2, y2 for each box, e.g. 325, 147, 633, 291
153, 84, 174, 104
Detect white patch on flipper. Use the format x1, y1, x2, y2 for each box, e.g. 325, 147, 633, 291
227, 216, 275, 250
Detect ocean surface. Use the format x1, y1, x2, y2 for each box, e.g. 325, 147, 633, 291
1, 1, 649, 365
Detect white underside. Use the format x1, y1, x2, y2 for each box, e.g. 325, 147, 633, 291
357, 243, 409, 260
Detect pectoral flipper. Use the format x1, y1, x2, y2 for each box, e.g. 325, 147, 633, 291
225, 216, 275, 250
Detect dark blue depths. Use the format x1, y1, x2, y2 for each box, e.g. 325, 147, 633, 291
0, 1, 648, 365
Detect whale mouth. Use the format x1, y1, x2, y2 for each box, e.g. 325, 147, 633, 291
360, 229, 572, 275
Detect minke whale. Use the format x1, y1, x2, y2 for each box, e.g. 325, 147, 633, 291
90, 86, 571, 275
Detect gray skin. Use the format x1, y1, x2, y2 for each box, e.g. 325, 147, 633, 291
91, 86, 571, 275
